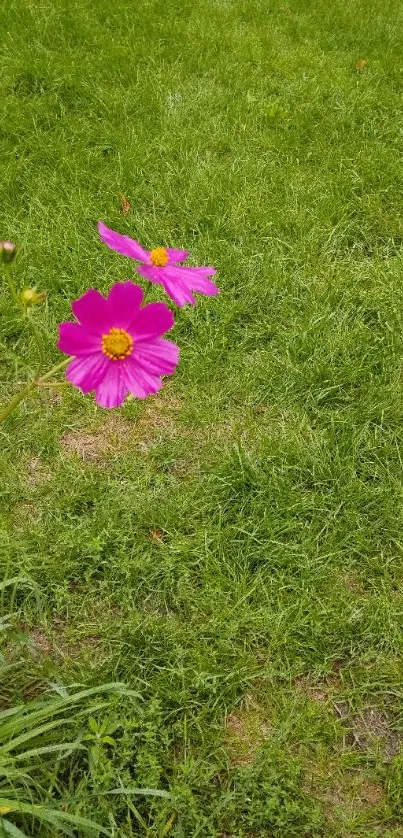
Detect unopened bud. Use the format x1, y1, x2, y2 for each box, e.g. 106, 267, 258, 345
21, 287, 46, 306
0, 241, 17, 264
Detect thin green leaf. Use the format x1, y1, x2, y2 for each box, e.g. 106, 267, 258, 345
0, 577, 31, 593
1, 718, 69, 753
0, 801, 110, 835
107, 787, 171, 799
0, 820, 29, 838
0, 683, 130, 739
12, 742, 85, 761
0, 708, 24, 724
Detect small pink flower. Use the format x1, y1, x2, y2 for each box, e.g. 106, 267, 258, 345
98, 221, 219, 307
58, 282, 179, 408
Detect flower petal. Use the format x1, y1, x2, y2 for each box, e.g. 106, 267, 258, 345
130, 302, 174, 341
107, 282, 144, 329
95, 363, 129, 408
166, 248, 189, 263
71, 289, 111, 333
98, 221, 149, 262
165, 266, 219, 303
136, 264, 218, 306
58, 322, 101, 356
162, 277, 196, 306
177, 269, 220, 297
187, 265, 217, 276
133, 338, 179, 375
135, 264, 163, 286
66, 353, 109, 393
121, 356, 164, 399
136, 264, 195, 305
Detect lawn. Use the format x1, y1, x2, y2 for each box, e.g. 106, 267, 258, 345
1, 0, 403, 833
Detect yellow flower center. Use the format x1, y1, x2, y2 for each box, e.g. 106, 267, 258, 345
101, 327, 133, 361
150, 247, 169, 267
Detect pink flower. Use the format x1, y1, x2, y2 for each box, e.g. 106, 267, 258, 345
58, 282, 179, 408
98, 221, 219, 307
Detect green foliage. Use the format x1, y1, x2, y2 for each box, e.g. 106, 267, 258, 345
0, 680, 139, 836
230, 748, 324, 836
1, 0, 403, 833
0, 577, 165, 836
163, 747, 324, 837
386, 753, 403, 817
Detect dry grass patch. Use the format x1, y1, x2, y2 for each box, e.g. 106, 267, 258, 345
224, 695, 272, 766
60, 393, 183, 460
304, 757, 385, 831
294, 673, 343, 704
333, 701, 400, 760
25, 456, 52, 487
60, 414, 133, 461
348, 707, 400, 761
16, 609, 122, 666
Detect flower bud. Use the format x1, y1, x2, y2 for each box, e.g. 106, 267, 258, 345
21, 287, 46, 306
0, 241, 17, 264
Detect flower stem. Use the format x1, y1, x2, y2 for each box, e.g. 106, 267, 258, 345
25, 311, 45, 373
38, 357, 71, 383
0, 357, 70, 426
142, 282, 153, 305
4, 264, 22, 311
0, 380, 37, 425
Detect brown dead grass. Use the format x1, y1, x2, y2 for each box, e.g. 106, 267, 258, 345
59, 397, 301, 471
60, 393, 183, 461
348, 707, 400, 761
60, 414, 133, 460
13, 501, 39, 528
333, 700, 400, 760
360, 779, 384, 805
25, 627, 53, 655
17, 607, 123, 664
294, 673, 343, 704
25, 456, 51, 487
22, 623, 101, 659
224, 695, 271, 766
304, 757, 385, 832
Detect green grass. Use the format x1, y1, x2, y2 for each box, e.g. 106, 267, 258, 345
1, 0, 403, 833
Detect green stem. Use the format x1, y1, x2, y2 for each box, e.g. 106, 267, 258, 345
3, 263, 45, 371
142, 282, 153, 305
0, 357, 70, 426
0, 380, 37, 425
38, 357, 70, 383
4, 264, 22, 311
25, 311, 45, 373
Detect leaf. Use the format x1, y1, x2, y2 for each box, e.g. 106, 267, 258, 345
0, 577, 31, 593
101, 736, 116, 747
119, 193, 131, 216
13, 741, 85, 761
162, 812, 177, 835
0, 800, 110, 835
0, 820, 29, 837
1, 718, 69, 753
106, 787, 171, 799
0, 683, 135, 740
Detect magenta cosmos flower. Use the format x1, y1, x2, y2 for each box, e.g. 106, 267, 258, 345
98, 221, 219, 307
58, 282, 179, 408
